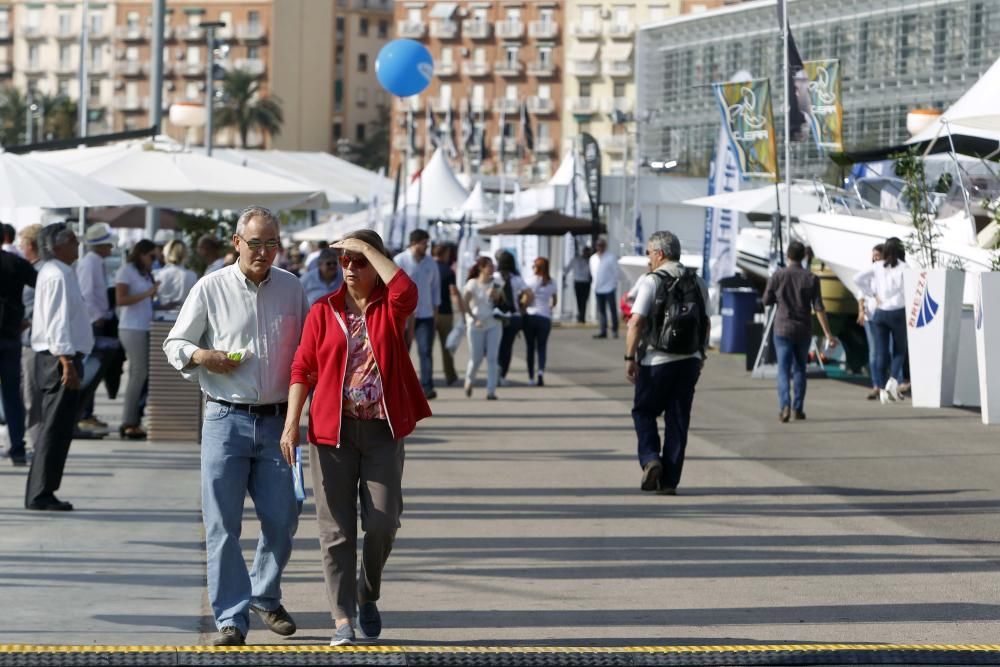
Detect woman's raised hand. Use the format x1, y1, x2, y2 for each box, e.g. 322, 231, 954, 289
332, 238, 372, 256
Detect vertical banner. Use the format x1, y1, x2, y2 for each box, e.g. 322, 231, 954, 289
580, 133, 602, 242
712, 79, 779, 182
803, 59, 843, 152
701, 125, 741, 285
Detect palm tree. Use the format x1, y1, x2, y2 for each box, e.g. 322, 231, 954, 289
38, 94, 77, 140
213, 68, 283, 148
0, 86, 27, 146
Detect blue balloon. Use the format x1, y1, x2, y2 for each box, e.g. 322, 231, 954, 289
376, 39, 434, 98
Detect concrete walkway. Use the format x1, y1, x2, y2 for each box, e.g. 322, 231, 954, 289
1, 327, 998, 645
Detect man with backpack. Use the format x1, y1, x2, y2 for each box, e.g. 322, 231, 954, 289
624, 231, 709, 495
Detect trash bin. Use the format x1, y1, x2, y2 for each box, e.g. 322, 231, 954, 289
720, 287, 758, 354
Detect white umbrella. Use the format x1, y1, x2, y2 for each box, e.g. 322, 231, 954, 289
0, 151, 146, 208
683, 182, 824, 219
31, 141, 327, 210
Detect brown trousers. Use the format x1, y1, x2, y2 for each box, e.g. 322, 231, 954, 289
434, 312, 458, 384
310, 417, 404, 621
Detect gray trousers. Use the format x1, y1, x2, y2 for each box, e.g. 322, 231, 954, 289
118, 329, 149, 427
21, 347, 40, 451
309, 417, 403, 621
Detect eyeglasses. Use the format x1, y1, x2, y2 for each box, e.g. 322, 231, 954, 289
237, 235, 280, 252
339, 254, 369, 269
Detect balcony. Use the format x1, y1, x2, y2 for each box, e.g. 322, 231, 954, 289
491, 136, 518, 155
355, 0, 392, 10
120, 60, 148, 77
528, 20, 558, 39
182, 62, 206, 77
0, 61, 12, 77
23, 61, 45, 75
394, 96, 422, 112
603, 134, 629, 154
162, 25, 175, 40
527, 60, 556, 77
606, 23, 634, 39
236, 23, 266, 42
463, 97, 486, 113
534, 137, 555, 153
429, 96, 453, 113
494, 19, 523, 39
21, 24, 46, 40
568, 60, 600, 77
56, 61, 76, 76
462, 20, 491, 39
88, 25, 112, 40
527, 96, 554, 115
494, 60, 523, 77
55, 27, 78, 41
234, 58, 266, 77
0, 25, 11, 42
396, 20, 426, 39
429, 19, 458, 39
114, 95, 148, 112
493, 98, 518, 114
177, 25, 204, 41
89, 61, 110, 76
604, 60, 632, 77
569, 97, 599, 115
571, 23, 602, 39
115, 25, 150, 41
603, 97, 633, 115
462, 61, 490, 77
435, 61, 457, 77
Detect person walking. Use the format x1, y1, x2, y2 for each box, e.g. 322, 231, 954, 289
18, 224, 43, 458
763, 241, 837, 422
300, 247, 343, 304
495, 251, 527, 384
0, 240, 37, 466
853, 236, 909, 404
624, 231, 709, 495
523, 257, 558, 386
432, 243, 461, 386
564, 245, 592, 323
75, 223, 117, 433
462, 256, 503, 400
284, 229, 431, 646
115, 240, 158, 440
857, 244, 884, 400
154, 240, 198, 309
26, 223, 93, 511
393, 230, 440, 399
589, 238, 621, 339
164, 206, 309, 646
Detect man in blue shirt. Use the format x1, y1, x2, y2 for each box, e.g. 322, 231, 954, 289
300, 248, 342, 304
393, 230, 440, 399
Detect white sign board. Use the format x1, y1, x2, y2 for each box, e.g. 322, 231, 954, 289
904, 269, 964, 408
975, 272, 1000, 424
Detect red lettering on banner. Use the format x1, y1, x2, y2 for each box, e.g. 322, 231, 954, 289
908, 272, 926, 328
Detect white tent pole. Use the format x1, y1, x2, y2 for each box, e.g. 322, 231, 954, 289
782, 0, 792, 250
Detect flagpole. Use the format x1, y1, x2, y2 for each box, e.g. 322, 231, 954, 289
404, 107, 412, 248
497, 104, 507, 224
782, 0, 792, 251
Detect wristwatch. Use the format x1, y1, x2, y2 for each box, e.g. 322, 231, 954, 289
624, 355, 635, 361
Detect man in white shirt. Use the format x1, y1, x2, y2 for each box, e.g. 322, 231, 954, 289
624, 231, 709, 496
300, 247, 342, 304
75, 222, 117, 432
164, 206, 309, 647
393, 229, 441, 399
26, 223, 94, 511
589, 237, 622, 339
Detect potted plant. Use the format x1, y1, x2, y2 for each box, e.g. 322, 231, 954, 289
895, 149, 965, 409
974, 199, 1000, 424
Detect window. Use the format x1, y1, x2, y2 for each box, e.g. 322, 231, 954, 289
538, 46, 552, 66
358, 53, 368, 71
356, 123, 366, 142
126, 81, 139, 101
473, 47, 486, 64
359, 17, 369, 36
538, 84, 551, 100
472, 84, 485, 108
505, 45, 519, 65
505, 84, 517, 100
335, 17, 345, 37
579, 81, 592, 97
90, 13, 104, 34
472, 7, 487, 22
613, 6, 631, 26
58, 79, 69, 96
91, 44, 103, 69
185, 82, 200, 100
247, 45, 259, 59
580, 6, 598, 27
441, 47, 453, 64
650, 5, 668, 21
0, 8, 9, 33
407, 8, 421, 23
440, 83, 452, 105
248, 10, 260, 27
333, 122, 342, 141
378, 20, 388, 38
89, 79, 101, 99
335, 45, 344, 65
59, 44, 73, 70
27, 8, 42, 28
219, 11, 232, 32
28, 44, 39, 68
539, 8, 554, 25
505, 7, 521, 21
127, 46, 139, 61
58, 10, 73, 35
357, 87, 367, 106
186, 45, 201, 64
188, 13, 201, 27
613, 82, 626, 97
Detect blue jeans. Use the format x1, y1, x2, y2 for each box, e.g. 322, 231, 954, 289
774, 334, 810, 412
871, 308, 907, 389
413, 317, 435, 393
595, 290, 618, 336
200, 401, 299, 635
632, 358, 701, 489
0, 338, 26, 459
522, 315, 552, 378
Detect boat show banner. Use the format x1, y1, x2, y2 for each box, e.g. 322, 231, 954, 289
803, 59, 844, 152
701, 124, 741, 285
712, 78, 779, 181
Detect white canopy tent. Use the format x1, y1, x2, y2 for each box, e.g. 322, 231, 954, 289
909, 57, 1000, 145
399, 148, 468, 221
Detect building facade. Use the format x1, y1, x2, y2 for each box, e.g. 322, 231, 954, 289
636, 0, 1000, 180
389, 0, 565, 184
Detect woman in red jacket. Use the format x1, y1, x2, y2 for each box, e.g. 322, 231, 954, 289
281, 229, 431, 646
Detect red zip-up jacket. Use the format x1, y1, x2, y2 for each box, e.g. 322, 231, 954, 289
289, 270, 432, 446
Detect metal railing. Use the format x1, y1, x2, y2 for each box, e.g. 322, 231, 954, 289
568, 60, 600, 77
115, 25, 150, 40
236, 23, 266, 41
569, 97, 598, 114
495, 19, 523, 39
527, 61, 556, 77
396, 20, 426, 38
571, 23, 602, 39
234, 58, 266, 76
429, 20, 458, 39
604, 60, 633, 77
462, 61, 490, 76
527, 96, 555, 114
462, 20, 491, 39
606, 23, 634, 39
528, 20, 558, 39
494, 60, 523, 76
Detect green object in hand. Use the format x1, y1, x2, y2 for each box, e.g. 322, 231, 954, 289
227, 351, 243, 362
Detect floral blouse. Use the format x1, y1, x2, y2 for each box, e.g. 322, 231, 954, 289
342, 310, 386, 420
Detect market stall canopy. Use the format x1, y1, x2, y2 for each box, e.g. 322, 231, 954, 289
291, 206, 390, 242
477, 210, 605, 236
400, 148, 468, 220
31, 140, 328, 210
87, 206, 181, 229
683, 182, 825, 219
455, 181, 489, 219
0, 151, 146, 208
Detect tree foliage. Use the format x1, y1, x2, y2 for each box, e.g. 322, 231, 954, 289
213, 68, 283, 148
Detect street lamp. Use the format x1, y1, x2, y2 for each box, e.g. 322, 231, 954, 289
198, 20, 225, 156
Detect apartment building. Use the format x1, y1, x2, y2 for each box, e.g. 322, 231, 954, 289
390, 0, 564, 184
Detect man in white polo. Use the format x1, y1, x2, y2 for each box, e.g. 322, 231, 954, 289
75, 222, 117, 433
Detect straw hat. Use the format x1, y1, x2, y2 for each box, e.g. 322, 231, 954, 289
83, 222, 118, 246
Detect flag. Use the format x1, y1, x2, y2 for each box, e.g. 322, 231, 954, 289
701, 126, 741, 284
580, 133, 602, 227
803, 59, 843, 151
461, 98, 474, 151
444, 103, 458, 158
712, 78, 779, 181
426, 104, 440, 150
478, 108, 488, 159
777, 0, 807, 142
406, 110, 417, 153
498, 106, 507, 163
519, 100, 534, 154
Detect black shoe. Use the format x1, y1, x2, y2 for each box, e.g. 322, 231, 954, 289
9, 455, 26, 467
486, 394, 498, 400
656, 486, 677, 496
793, 411, 806, 421
640, 461, 662, 492
250, 604, 296, 636
779, 406, 791, 423
424, 390, 438, 400
592, 333, 607, 339
26, 497, 73, 511
213, 626, 246, 646
536, 374, 544, 387
357, 601, 382, 640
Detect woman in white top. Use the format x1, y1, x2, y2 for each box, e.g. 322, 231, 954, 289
462, 256, 503, 400
523, 257, 558, 386
115, 239, 158, 439
153, 240, 198, 310
853, 237, 908, 403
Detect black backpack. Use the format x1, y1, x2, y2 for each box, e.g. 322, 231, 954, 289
643, 268, 708, 356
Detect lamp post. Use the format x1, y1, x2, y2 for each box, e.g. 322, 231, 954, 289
145, 0, 166, 238
199, 20, 225, 157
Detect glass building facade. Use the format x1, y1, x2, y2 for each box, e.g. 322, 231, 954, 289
636, 0, 1000, 180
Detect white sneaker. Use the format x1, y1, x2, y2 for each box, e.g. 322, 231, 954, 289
886, 377, 903, 402
879, 389, 891, 405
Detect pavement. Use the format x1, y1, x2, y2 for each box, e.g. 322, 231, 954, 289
1, 326, 999, 647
